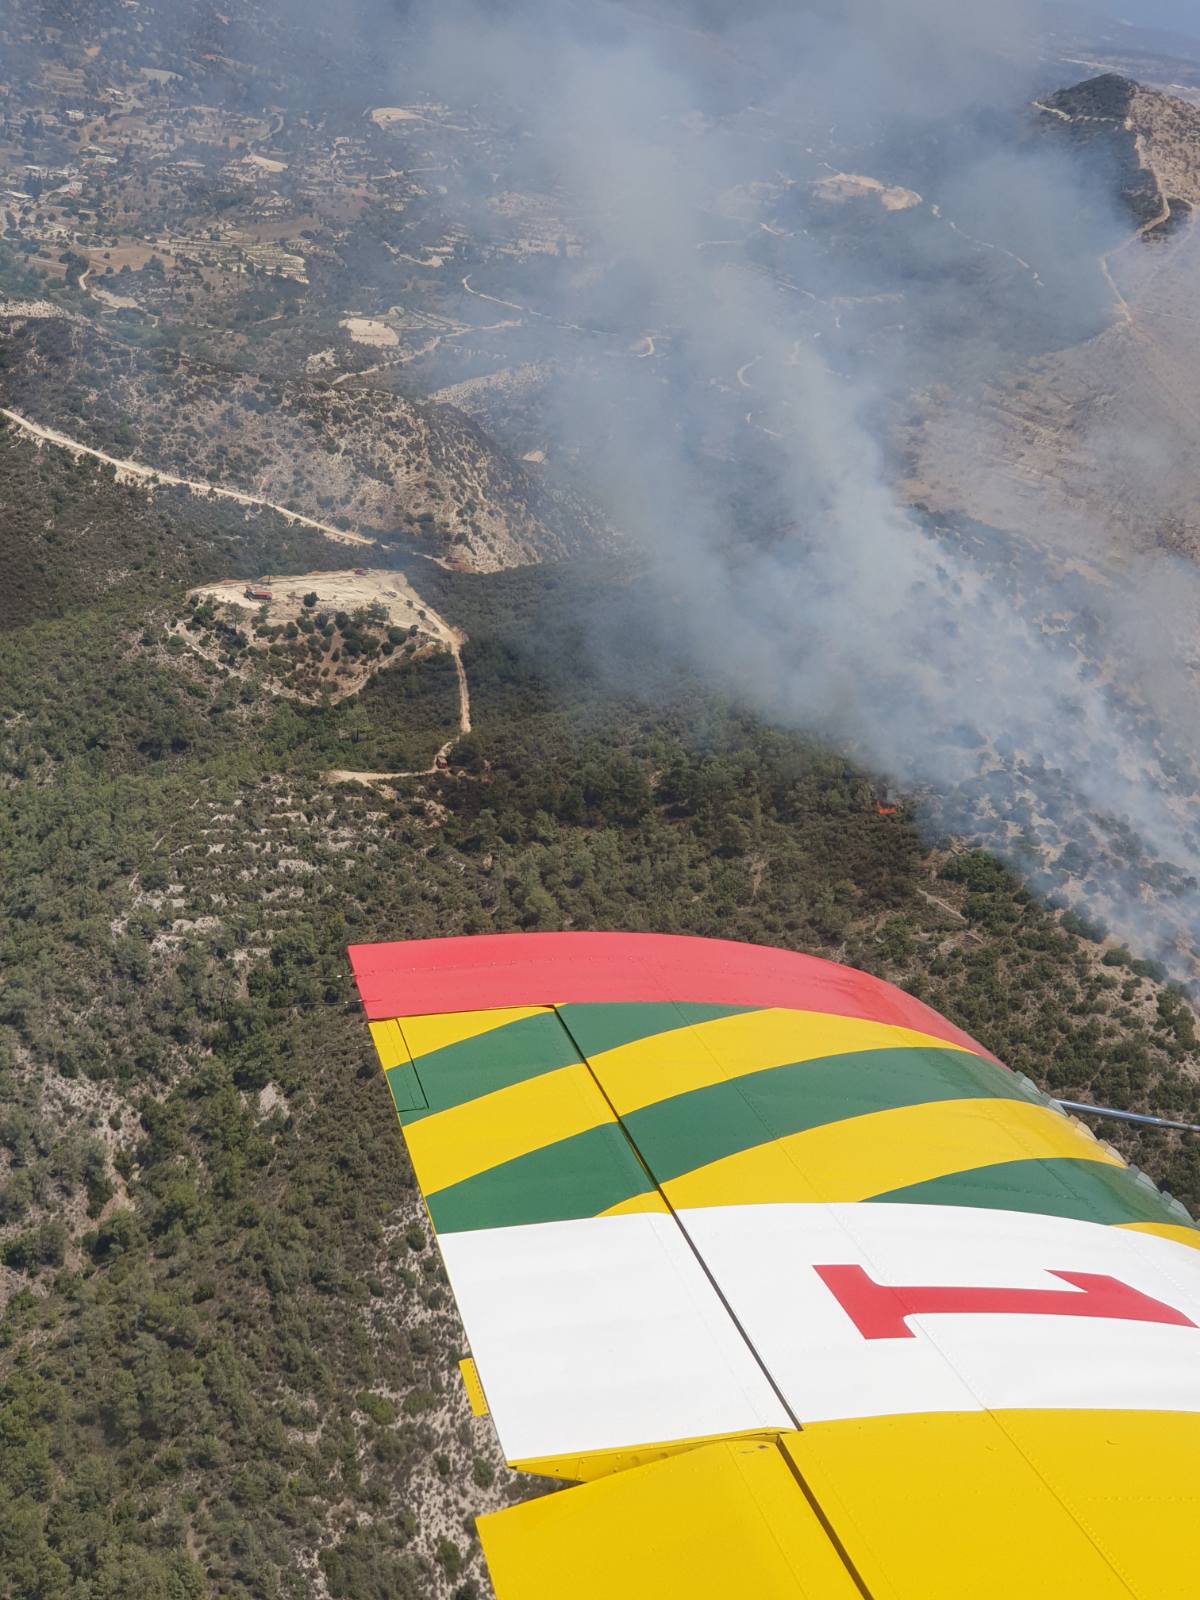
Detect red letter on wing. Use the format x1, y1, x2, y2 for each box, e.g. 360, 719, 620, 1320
814, 1264, 1196, 1340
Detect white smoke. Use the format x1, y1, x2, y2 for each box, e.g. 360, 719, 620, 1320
401, 0, 1200, 978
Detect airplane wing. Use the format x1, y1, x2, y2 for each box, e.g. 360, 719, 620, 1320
348, 931, 1200, 1600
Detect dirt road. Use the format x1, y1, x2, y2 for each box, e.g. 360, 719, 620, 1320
1099, 167, 1179, 327
0, 407, 375, 548
736, 355, 762, 390
191, 567, 451, 639
461, 276, 524, 314
1030, 98, 1180, 329
461, 275, 602, 340
325, 632, 471, 785
1031, 100, 1072, 123
329, 316, 519, 390
451, 640, 471, 733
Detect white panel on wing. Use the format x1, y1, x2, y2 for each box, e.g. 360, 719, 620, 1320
436, 1213, 791, 1464
680, 1203, 1200, 1425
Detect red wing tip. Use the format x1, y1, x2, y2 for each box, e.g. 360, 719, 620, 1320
345, 933, 998, 1062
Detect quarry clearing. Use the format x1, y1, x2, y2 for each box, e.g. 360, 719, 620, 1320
183, 568, 470, 719
369, 105, 468, 132
340, 316, 400, 347
190, 567, 455, 646
370, 107, 426, 125
812, 173, 922, 211
201, 569, 480, 781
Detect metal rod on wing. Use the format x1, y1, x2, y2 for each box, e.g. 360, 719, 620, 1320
1054, 1100, 1200, 1134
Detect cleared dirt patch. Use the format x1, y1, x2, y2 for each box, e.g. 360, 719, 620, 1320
369, 105, 466, 130
183, 567, 463, 704
190, 568, 456, 646
370, 106, 425, 124
340, 316, 399, 348
812, 173, 922, 211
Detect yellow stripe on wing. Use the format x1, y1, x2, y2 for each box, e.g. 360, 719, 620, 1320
510, 1426, 793, 1484
458, 1358, 490, 1418
660, 1097, 1121, 1210
403, 1063, 613, 1196
590, 1006, 974, 1116
368, 1018, 410, 1070
599, 1190, 670, 1218
480, 1435, 863, 1600
399, 1005, 551, 1059
1119, 1221, 1200, 1252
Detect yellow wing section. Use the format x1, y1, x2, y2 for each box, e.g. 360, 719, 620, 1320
479, 1437, 864, 1600
482, 1412, 1200, 1600
483, 1412, 1200, 1600
349, 933, 1200, 1600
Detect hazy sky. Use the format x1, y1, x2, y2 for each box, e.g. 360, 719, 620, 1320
1089, 0, 1200, 39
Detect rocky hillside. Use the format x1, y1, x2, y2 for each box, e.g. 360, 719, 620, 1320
1041, 73, 1200, 229
909, 74, 1200, 566
0, 309, 597, 571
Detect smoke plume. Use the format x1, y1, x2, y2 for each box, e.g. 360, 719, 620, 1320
395, 0, 1200, 979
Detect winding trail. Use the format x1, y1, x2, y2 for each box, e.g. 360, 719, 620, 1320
451, 639, 471, 735
325, 632, 472, 786
736, 355, 763, 390
928, 204, 1044, 287
0, 407, 375, 547
1098, 165, 1179, 327
461, 275, 525, 315
1029, 97, 1180, 326
917, 887, 984, 943
329, 317, 521, 389
461, 275, 605, 340
2, 391, 478, 776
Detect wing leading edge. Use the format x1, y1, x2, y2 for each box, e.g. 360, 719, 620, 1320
348, 932, 1200, 1599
